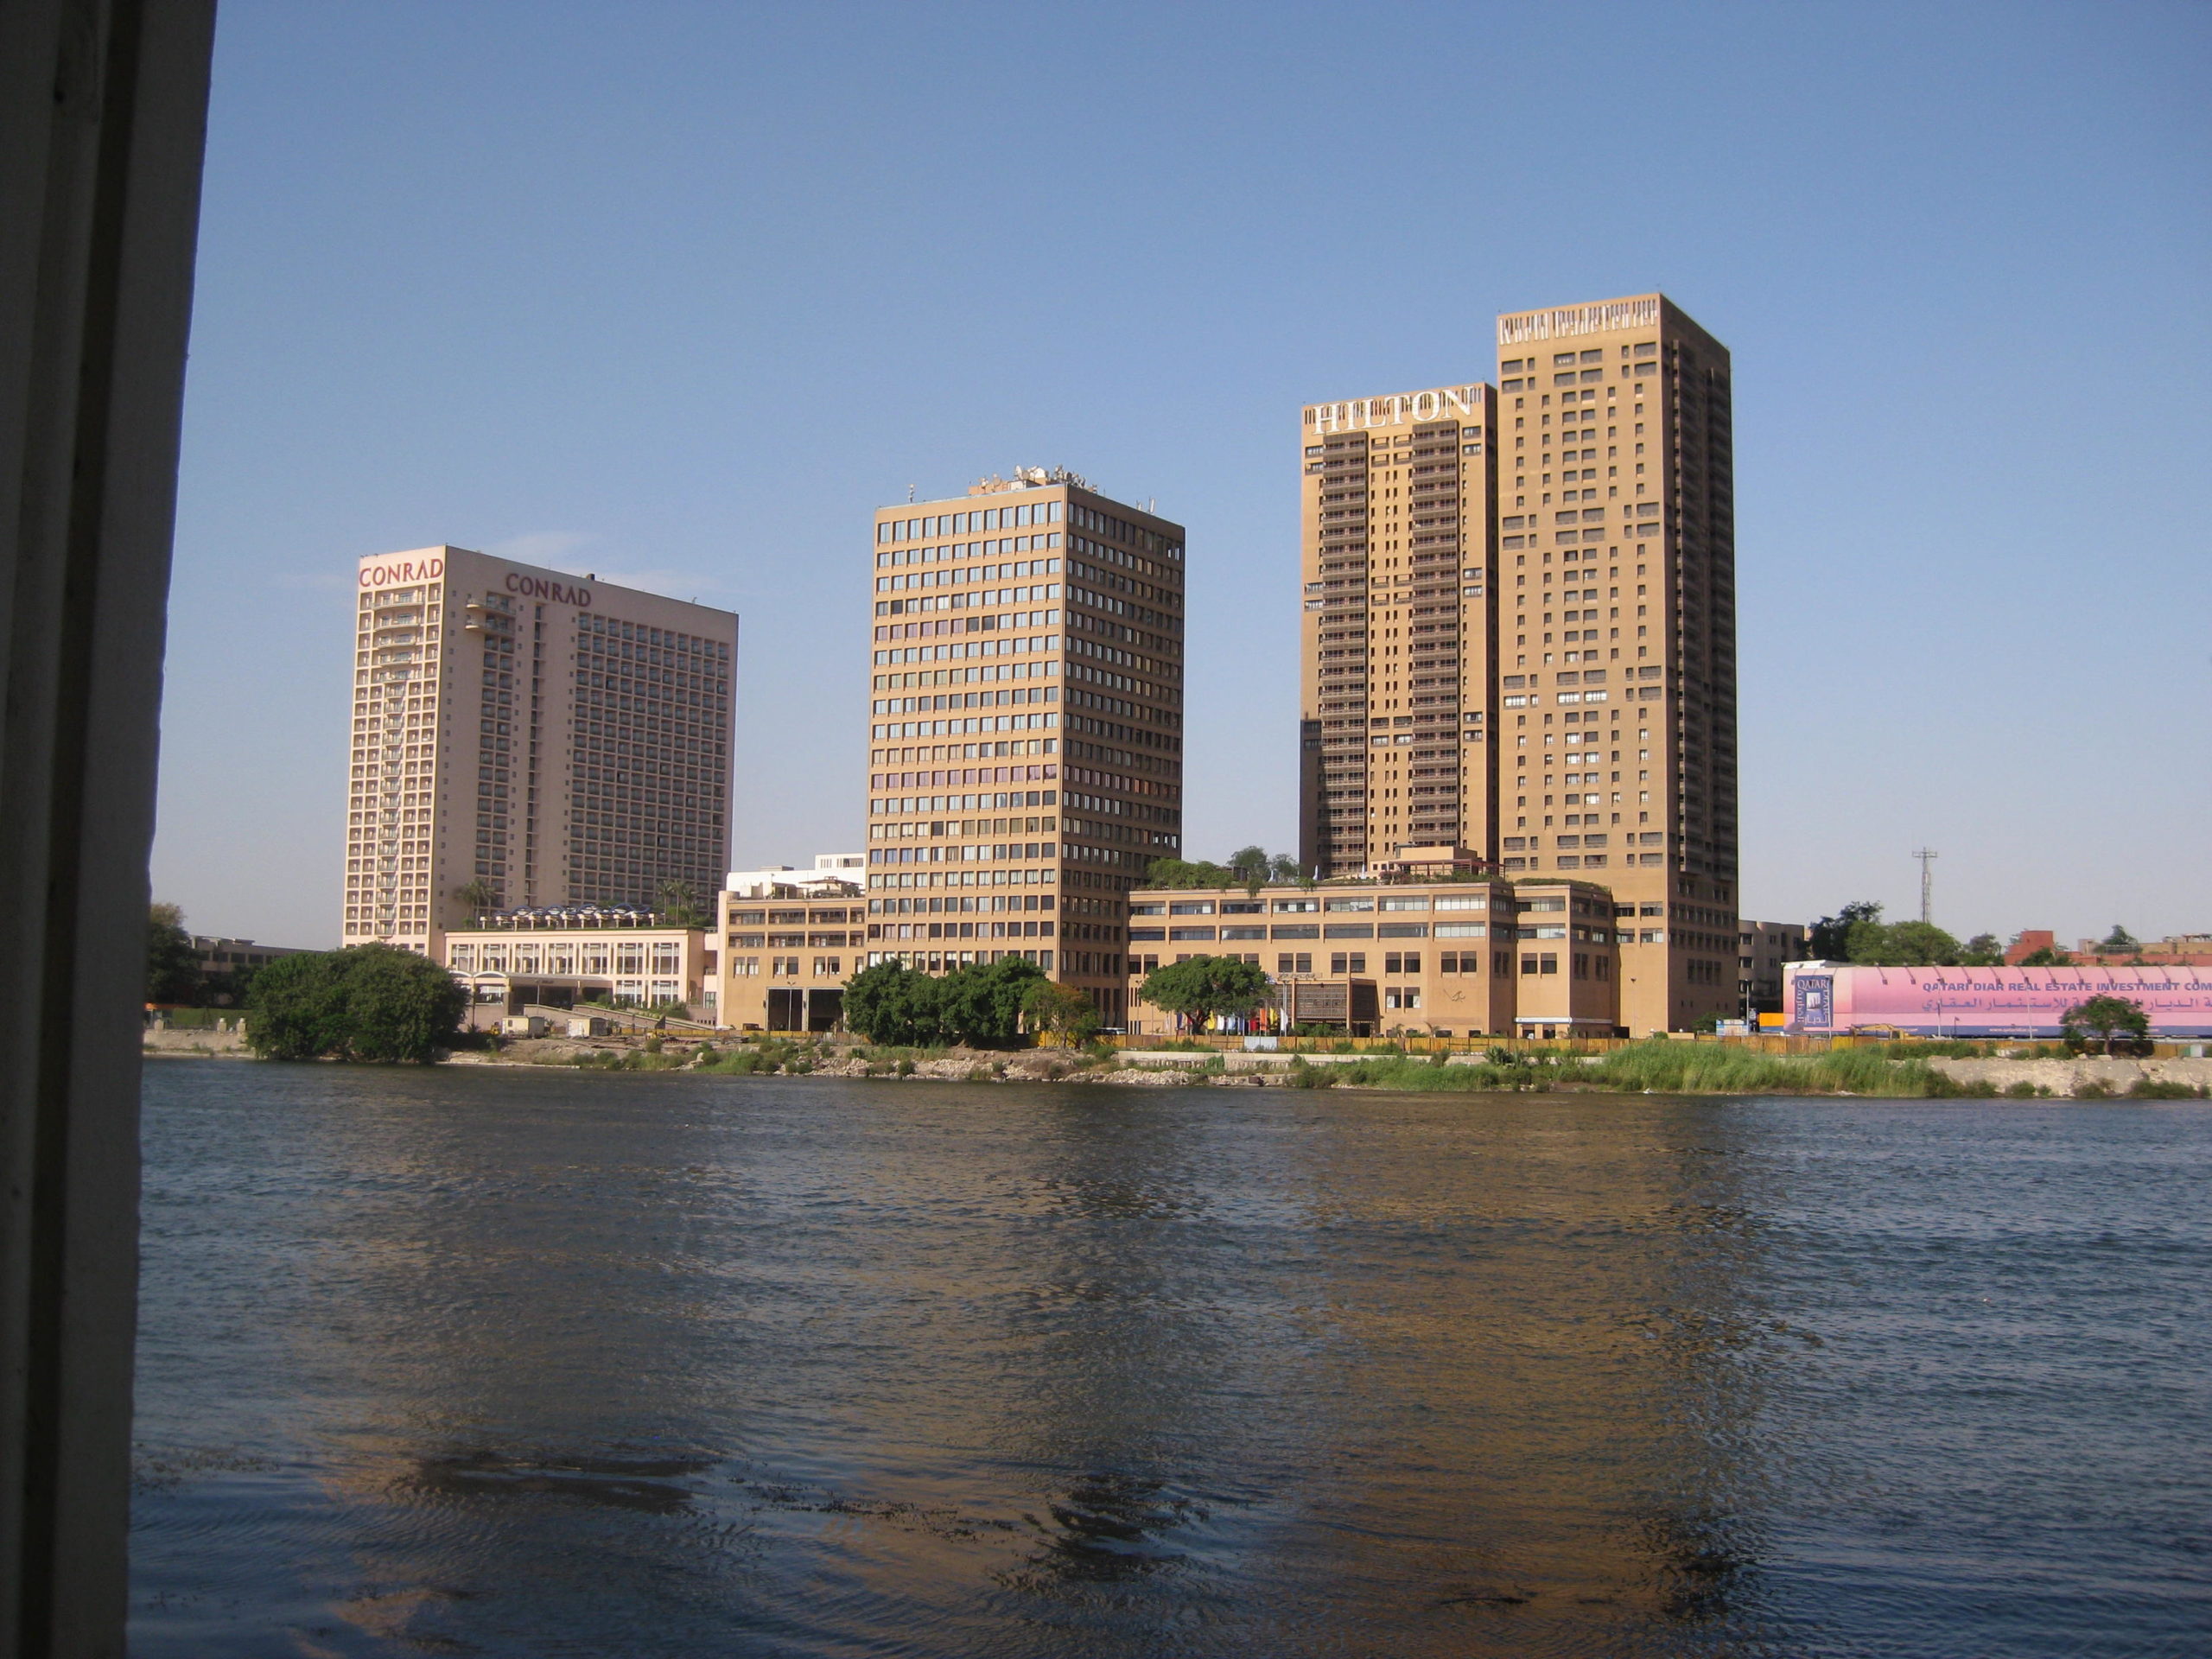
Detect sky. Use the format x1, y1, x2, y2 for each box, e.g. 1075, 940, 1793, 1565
153, 0, 2212, 950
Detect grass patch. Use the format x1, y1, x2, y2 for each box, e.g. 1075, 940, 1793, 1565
1284, 1041, 1963, 1097
1582, 1042, 1949, 1096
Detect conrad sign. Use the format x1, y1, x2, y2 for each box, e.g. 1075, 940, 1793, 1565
356, 556, 593, 607
504, 571, 593, 607
359, 555, 444, 588
1305, 384, 1488, 434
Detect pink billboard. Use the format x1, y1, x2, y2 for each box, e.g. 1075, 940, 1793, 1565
1784, 963, 2212, 1038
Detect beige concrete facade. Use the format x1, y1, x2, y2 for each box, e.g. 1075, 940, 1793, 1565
343, 546, 739, 957
864, 474, 1185, 1025
1294, 295, 1739, 1033
1125, 877, 1619, 1039
1495, 296, 1738, 1034
715, 887, 867, 1031
1298, 385, 1497, 877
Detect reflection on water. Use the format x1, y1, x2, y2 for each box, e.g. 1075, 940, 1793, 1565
130, 1065, 2212, 1656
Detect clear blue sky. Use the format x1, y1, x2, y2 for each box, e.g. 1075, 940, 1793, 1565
155, 0, 2211, 950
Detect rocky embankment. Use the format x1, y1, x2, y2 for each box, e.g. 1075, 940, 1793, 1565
1927, 1056, 2212, 1098
143, 1025, 250, 1057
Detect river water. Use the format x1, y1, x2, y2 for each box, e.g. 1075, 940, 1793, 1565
130, 1062, 2210, 1657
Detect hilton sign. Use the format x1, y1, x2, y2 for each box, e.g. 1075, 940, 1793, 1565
1305, 385, 1487, 434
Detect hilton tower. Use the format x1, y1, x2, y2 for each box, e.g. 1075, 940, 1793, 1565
1297, 294, 1739, 1033
344, 545, 739, 956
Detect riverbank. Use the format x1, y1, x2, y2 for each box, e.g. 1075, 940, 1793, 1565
143, 1025, 2212, 1098
437, 1033, 2212, 1099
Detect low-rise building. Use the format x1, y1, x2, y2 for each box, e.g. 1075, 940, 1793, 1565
442, 915, 714, 1027
191, 935, 313, 978
725, 853, 866, 899
2005, 929, 2212, 966
1738, 919, 1808, 1015
1123, 875, 1622, 1039
1368, 842, 1489, 882
715, 888, 866, 1032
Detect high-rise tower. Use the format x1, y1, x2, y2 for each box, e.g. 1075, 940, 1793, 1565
863, 472, 1184, 1025
1493, 295, 1738, 1033
343, 545, 738, 956
1297, 384, 1498, 878
1294, 295, 1739, 1033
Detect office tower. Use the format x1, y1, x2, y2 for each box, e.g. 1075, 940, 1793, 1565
1494, 294, 1738, 1033
344, 545, 738, 955
864, 471, 1184, 1025
1298, 383, 1498, 878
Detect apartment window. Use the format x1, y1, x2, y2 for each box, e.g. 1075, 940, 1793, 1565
1277, 952, 1313, 975
1329, 952, 1367, 974
1384, 987, 1421, 1010
1383, 952, 1421, 975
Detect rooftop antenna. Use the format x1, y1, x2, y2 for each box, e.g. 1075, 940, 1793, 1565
907, 484, 915, 503
1913, 848, 1938, 924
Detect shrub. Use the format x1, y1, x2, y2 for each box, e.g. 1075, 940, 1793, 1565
2128, 1078, 2207, 1099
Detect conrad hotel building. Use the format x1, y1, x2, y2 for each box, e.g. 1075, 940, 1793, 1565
343, 545, 739, 954
864, 473, 1185, 1023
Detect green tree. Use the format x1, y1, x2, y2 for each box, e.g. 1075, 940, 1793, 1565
1138, 955, 1273, 1033
2060, 994, 2149, 1056
842, 961, 947, 1046
455, 877, 498, 914
246, 944, 465, 1063
939, 957, 1046, 1046
146, 902, 202, 1005
1150, 849, 1302, 894
1022, 979, 1100, 1046
658, 879, 709, 927
1959, 932, 2005, 966
1145, 857, 1231, 890
1850, 919, 1962, 966
1226, 844, 1271, 896
2094, 925, 2140, 956
1809, 900, 1881, 961
2016, 944, 2072, 967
